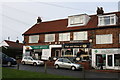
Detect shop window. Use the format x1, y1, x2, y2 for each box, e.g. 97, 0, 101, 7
107, 55, 113, 66
59, 33, 70, 41
96, 34, 112, 44
73, 31, 88, 40
73, 48, 79, 56
114, 54, 120, 66
29, 35, 39, 43
98, 14, 117, 26
96, 54, 106, 67
45, 34, 55, 42
64, 49, 73, 56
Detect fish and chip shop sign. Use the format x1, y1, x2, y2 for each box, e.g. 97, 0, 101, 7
93, 48, 120, 54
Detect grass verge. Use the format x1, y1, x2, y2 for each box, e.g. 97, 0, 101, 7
2, 68, 73, 80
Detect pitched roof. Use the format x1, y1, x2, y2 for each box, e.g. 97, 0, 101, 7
4, 40, 23, 49
23, 12, 120, 35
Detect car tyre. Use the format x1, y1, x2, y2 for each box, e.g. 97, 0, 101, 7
7, 62, 12, 66
33, 62, 37, 66
55, 65, 59, 69
22, 61, 25, 65
71, 66, 76, 71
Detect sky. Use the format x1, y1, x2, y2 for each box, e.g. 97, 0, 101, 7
0, 0, 120, 43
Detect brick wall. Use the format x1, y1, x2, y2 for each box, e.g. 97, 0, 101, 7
23, 27, 120, 49
93, 28, 120, 48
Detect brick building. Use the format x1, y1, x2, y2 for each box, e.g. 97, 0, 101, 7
23, 8, 120, 69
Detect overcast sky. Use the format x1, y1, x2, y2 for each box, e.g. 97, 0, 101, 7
0, 0, 120, 43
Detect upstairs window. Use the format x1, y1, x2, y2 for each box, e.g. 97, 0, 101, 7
96, 34, 113, 44
59, 33, 70, 41
45, 34, 55, 42
68, 14, 90, 27
98, 14, 117, 26
29, 35, 39, 43
73, 31, 88, 40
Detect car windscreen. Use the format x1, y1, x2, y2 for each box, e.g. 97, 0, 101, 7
2, 53, 9, 58
67, 57, 76, 63
32, 57, 39, 60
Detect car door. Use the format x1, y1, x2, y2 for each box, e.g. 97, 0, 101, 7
23, 57, 27, 64
27, 57, 33, 64
57, 58, 63, 67
62, 58, 72, 69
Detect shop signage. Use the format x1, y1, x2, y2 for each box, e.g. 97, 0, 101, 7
30, 45, 49, 49
93, 49, 120, 54
62, 43, 90, 48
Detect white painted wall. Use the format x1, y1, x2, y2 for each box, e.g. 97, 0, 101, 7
0, 41, 9, 47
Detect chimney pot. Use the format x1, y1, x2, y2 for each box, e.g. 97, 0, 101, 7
37, 17, 42, 24
97, 7, 104, 15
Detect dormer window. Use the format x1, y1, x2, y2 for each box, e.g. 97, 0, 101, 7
98, 14, 117, 26
68, 14, 90, 27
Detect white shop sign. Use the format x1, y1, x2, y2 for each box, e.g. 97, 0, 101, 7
92, 48, 120, 54
41, 49, 51, 60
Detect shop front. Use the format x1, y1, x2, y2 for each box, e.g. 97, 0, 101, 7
92, 48, 120, 70
23, 44, 62, 60
23, 45, 49, 60
62, 43, 90, 57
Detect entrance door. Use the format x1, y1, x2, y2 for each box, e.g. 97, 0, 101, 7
55, 50, 60, 57
107, 54, 113, 67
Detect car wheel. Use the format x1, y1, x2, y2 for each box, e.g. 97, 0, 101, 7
71, 66, 76, 71
7, 62, 12, 66
22, 61, 25, 65
33, 62, 37, 66
55, 65, 59, 69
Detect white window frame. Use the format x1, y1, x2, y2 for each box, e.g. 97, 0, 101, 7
73, 31, 88, 40
59, 33, 70, 41
68, 14, 90, 27
96, 34, 113, 44
29, 35, 39, 43
45, 34, 55, 42
98, 14, 117, 26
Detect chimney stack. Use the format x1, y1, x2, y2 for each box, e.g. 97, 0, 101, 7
97, 7, 104, 15
37, 17, 42, 24
16, 40, 19, 43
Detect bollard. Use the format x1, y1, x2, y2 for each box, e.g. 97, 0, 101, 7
44, 61, 47, 74
16, 59, 20, 70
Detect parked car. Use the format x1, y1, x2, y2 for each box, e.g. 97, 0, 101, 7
21, 56, 44, 66
54, 57, 82, 71
2, 53, 17, 66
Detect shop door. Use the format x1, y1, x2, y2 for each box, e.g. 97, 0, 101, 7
107, 54, 113, 67
55, 50, 60, 57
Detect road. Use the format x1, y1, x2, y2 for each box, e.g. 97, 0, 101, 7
4, 64, 120, 80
